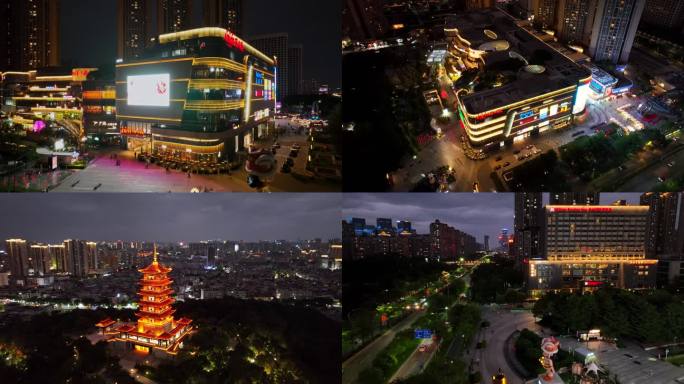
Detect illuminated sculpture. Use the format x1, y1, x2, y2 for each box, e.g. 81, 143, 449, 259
245, 146, 278, 191
98, 244, 192, 354
540, 337, 560, 381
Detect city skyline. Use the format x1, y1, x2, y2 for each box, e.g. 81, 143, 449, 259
0, 194, 341, 243
59, 0, 340, 87
342, 192, 641, 244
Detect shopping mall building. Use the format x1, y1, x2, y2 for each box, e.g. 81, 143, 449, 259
445, 9, 592, 151
115, 27, 277, 162
528, 205, 656, 297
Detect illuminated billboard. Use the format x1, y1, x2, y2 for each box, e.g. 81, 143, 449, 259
127, 74, 170, 107
572, 81, 590, 114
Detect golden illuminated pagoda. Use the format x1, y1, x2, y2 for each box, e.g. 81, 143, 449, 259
97, 244, 193, 355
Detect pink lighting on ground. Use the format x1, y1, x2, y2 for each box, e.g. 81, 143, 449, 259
33, 120, 46, 133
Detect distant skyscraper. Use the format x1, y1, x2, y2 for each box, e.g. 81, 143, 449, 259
555, 0, 596, 44
249, 33, 288, 101
641, 192, 683, 258
397, 220, 412, 233
202, 0, 242, 34
288, 45, 303, 96
342, 0, 388, 40
640, 0, 684, 32
29, 244, 50, 276
588, 0, 646, 63
550, 192, 600, 205
484, 235, 490, 251
498, 228, 510, 250
117, 0, 151, 60
49, 244, 67, 273
158, 0, 193, 35
514, 193, 545, 265
64, 239, 89, 277
376, 218, 393, 230
0, 0, 60, 71
6, 239, 29, 282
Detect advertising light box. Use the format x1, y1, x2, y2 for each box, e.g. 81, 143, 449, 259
127, 74, 170, 107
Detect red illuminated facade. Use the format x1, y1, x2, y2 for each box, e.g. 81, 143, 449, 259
97, 245, 192, 355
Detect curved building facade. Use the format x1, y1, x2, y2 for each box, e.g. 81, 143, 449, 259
444, 10, 591, 150
116, 27, 276, 162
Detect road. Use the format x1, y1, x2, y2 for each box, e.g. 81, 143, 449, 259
470, 307, 540, 384
617, 144, 684, 191
342, 310, 425, 384
389, 340, 439, 382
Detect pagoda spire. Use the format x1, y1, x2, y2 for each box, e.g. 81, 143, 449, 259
153, 243, 158, 264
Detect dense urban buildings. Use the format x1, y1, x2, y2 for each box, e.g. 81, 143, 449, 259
115, 27, 276, 162
528, 203, 655, 295
342, 217, 479, 261
0, 0, 61, 71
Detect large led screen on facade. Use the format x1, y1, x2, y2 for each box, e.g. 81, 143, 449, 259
127, 74, 171, 107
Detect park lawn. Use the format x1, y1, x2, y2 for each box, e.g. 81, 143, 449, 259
373, 329, 421, 380
666, 354, 684, 366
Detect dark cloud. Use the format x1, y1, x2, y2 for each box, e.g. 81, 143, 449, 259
343, 193, 643, 243
0, 194, 341, 244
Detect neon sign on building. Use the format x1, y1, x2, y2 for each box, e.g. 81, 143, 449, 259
224, 31, 245, 52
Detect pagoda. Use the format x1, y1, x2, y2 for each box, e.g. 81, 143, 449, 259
98, 244, 192, 355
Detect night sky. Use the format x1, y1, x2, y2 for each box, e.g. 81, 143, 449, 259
59, 0, 340, 88
0, 194, 341, 244
342, 193, 642, 244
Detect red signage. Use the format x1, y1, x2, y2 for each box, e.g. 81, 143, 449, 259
224, 31, 245, 52
549, 207, 613, 213
72, 68, 93, 81
475, 109, 503, 121
120, 126, 148, 137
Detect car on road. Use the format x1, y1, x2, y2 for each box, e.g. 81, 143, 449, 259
494, 164, 502, 171
667, 161, 675, 167
503, 161, 511, 167
289, 150, 299, 158
658, 176, 665, 183
285, 158, 295, 167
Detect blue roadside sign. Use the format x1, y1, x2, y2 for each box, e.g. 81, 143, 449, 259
414, 329, 433, 339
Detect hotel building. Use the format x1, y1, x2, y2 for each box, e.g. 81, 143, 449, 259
115, 27, 276, 162
446, 9, 592, 150
528, 205, 656, 296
